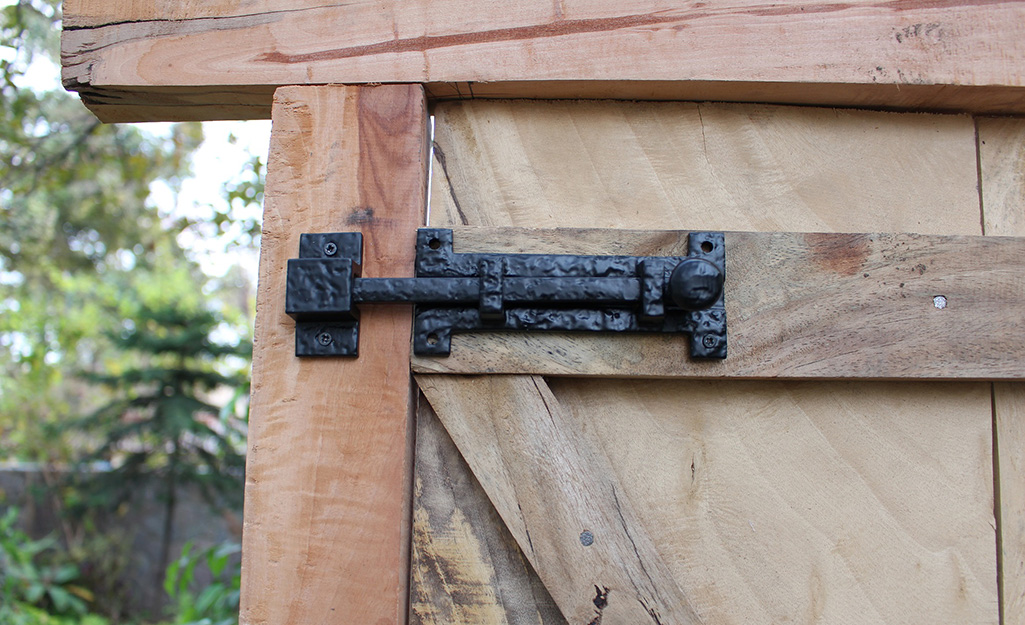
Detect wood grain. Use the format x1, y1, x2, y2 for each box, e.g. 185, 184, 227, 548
547, 378, 998, 624
240, 85, 427, 625
417, 98, 997, 623
410, 396, 565, 625
61, 1, 1025, 122
427, 101, 980, 235
995, 383, 1025, 625
410, 228, 1025, 379
416, 374, 703, 625
417, 100, 1025, 378
978, 116, 1025, 625
980, 118, 1025, 239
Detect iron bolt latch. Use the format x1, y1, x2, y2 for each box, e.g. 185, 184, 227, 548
285, 228, 727, 359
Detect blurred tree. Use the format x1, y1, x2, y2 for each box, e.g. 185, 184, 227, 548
67, 272, 250, 583
0, 0, 205, 461
0, 2, 257, 618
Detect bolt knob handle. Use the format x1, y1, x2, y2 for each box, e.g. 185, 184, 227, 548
669, 258, 724, 311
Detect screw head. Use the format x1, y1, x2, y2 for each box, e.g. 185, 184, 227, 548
702, 335, 718, 349
317, 332, 333, 346
579, 530, 594, 546
323, 242, 338, 256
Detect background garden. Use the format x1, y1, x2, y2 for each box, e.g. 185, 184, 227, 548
1, 1, 265, 622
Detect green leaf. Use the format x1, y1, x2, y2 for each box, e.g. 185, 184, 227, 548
24, 582, 44, 603
52, 564, 79, 584
194, 584, 224, 614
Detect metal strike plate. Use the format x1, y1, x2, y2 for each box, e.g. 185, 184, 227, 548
285, 228, 727, 359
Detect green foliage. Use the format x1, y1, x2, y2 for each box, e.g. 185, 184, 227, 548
67, 295, 250, 512
0, 507, 94, 622
62, 288, 250, 585
163, 541, 241, 625
0, 3, 259, 622
0, 603, 110, 625
0, 0, 209, 463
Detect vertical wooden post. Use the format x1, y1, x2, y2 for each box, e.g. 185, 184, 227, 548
240, 85, 428, 625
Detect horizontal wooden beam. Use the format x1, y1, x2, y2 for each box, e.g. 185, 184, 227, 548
410, 227, 1025, 379
62, 0, 1025, 122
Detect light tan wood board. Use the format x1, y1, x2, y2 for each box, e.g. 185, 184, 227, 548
411, 99, 998, 623
240, 85, 427, 625
427, 101, 979, 233
419, 374, 998, 624
978, 116, 1025, 625
417, 375, 704, 625
61, 1, 1025, 122
417, 100, 1018, 378
410, 228, 1025, 379
410, 396, 566, 625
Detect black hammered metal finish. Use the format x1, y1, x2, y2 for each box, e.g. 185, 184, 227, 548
285, 228, 727, 359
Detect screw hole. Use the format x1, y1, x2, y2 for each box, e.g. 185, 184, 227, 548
426, 333, 439, 346
701, 241, 714, 254
428, 238, 441, 250
933, 295, 947, 309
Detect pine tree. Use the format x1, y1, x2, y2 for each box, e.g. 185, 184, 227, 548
68, 299, 251, 582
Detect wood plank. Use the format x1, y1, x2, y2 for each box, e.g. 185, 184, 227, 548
409, 228, 1025, 379
419, 98, 997, 622
547, 378, 999, 624
416, 374, 703, 625
418, 100, 1015, 378
995, 383, 1025, 625
978, 116, 1025, 625
61, 1, 1025, 122
240, 85, 427, 625
980, 118, 1025, 238
426, 101, 980, 235
410, 396, 565, 625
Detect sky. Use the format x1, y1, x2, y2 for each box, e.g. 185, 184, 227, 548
148, 120, 271, 283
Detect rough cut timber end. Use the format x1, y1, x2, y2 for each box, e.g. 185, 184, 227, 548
61, 1, 1025, 122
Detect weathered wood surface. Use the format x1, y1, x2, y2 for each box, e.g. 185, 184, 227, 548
548, 377, 998, 624
62, 1, 1025, 122
417, 374, 703, 625
410, 397, 565, 625
995, 383, 1025, 625
416, 100, 1021, 379
410, 228, 1025, 379
978, 116, 1025, 625
413, 98, 998, 623
240, 85, 427, 625
427, 101, 979, 234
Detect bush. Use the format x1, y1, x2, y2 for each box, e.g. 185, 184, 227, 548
162, 540, 241, 625
0, 507, 96, 623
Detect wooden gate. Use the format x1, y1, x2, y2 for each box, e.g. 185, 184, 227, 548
62, 3, 1025, 624
409, 100, 1006, 624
